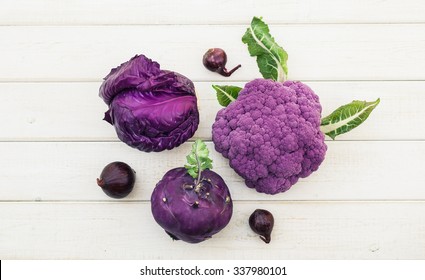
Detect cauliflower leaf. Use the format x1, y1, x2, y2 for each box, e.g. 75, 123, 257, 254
320, 98, 380, 140
212, 85, 242, 107
242, 16, 288, 82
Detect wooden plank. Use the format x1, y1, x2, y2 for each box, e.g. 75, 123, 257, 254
1, 25, 425, 81
1, 0, 425, 25
0, 141, 423, 201
0, 81, 416, 141
0, 201, 424, 259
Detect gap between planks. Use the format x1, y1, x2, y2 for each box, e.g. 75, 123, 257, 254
0, 139, 424, 143
4, 22, 425, 27
1, 200, 425, 204
2, 79, 425, 83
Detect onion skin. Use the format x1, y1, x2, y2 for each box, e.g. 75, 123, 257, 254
97, 162, 136, 199
202, 48, 241, 77
249, 209, 274, 244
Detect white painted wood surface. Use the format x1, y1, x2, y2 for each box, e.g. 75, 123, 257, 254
1, 0, 424, 259
0, 81, 419, 141
0, 141, 424, 201
2, 25, 425, 81
2, 0, 425, 24
1, 202, 424, 259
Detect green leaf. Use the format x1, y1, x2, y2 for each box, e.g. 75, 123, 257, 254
242, 16, 288, 82
185, 139, 213, 180
320, 98, 380, 140
185, 167, 198, 179
212, 85, 242, 107
200, 158, 213, 171
186, 154, 197, 165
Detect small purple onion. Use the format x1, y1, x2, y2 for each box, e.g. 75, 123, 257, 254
202, 48, 241, 77
96, 162, 136, 198
249, 209, 274, 244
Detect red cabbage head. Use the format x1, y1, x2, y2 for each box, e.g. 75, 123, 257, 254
99, 55, 199, 152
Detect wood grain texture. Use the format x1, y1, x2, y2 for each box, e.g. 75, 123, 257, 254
1, 0, 425, 25
0, 141, 423, 201
1, 201, 424, 259
0, 81, 416, 141
1, 25, 425, 82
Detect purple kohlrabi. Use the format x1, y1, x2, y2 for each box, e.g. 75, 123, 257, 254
151, 168, 233, 243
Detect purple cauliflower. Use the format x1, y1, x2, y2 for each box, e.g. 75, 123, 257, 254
151, 168, 233, 243
212, 79, 327, 194
99, 54, 199, 152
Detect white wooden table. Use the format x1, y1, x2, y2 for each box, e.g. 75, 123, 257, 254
1, 0, 425, 259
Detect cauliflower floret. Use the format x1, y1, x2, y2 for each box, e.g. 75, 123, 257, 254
212, 79, 327, 195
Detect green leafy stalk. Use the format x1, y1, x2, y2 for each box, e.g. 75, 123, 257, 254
212, 85, 242, 107
242, 16, 288, 82
320, 98, 380, 140
184, 139, 213, 184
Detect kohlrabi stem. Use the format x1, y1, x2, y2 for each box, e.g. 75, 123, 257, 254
195, 143, 201, 185
185, 139, 213, 191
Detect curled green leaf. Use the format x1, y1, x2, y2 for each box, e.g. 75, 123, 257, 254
320, 98, 380, 140
185, 140, 213, 183
242, 16, 288, 82
212, 85, 242, 107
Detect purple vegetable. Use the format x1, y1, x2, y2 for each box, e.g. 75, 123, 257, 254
99, 55, 199, 152
96, 161, 136, 199
210, 17, 379, 196
249, 209, 274, 244
203, 48, 241, 77
151, 140, 233, 243
212, 79, 327, 194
